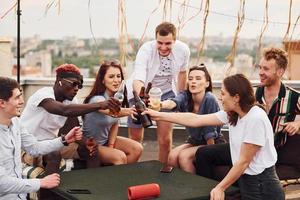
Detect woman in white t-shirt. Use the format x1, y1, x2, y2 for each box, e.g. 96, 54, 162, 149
143, 74, 284, 200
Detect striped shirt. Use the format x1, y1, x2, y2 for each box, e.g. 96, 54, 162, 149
256, 83, 300, 135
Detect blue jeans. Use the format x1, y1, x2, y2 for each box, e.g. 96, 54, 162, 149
239, 166, 284, 200
195, 144, 284, 200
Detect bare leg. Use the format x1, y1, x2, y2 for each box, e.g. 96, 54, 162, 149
178, 145, 202, 174
128, 127, 144, 143
168, 143, 193, 167
156, 121, 173, 164
98, 145, 127, 165
114, 136, 143, 163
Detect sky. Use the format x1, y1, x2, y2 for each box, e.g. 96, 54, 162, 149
0, 0, 300, 40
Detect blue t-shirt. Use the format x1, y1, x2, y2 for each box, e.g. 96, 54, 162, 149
82, 93, 119, 145
172, 91, 221, 143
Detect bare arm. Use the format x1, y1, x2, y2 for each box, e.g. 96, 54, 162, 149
143, 109, 223, 127
177, 70, 187, 92
133, 80, 144, 94
210, 143, 261, 200
98, 107, 136, 118
39, 98, 120, 117
108, 123, 118, 148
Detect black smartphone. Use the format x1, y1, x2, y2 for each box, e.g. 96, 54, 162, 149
67, 189, 91, 194
160, 165, 173, 173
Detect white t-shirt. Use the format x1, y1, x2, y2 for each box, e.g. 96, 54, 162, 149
151, 55, 173, 93
215, 106, 277, 175
20, 87, 77, 141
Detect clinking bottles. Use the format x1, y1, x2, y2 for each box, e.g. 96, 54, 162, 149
133, 91, 153, 128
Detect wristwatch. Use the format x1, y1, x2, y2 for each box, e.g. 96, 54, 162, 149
61, 135, 69, 146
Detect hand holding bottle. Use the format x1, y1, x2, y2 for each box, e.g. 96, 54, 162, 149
85, 137, 97, 156
133, 91, 153, 128
137, 82, 152, 107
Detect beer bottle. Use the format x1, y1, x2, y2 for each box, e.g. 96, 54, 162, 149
133, 91, 153, 128
132, 86, 145, 125
144, 82, 152, 107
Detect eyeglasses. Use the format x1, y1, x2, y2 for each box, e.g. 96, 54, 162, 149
189, 64, 207, 72
62, 78, 83, 89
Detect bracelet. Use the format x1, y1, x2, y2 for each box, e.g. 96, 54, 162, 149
61, 135, 69, 146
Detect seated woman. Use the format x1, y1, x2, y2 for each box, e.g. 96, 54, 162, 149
151, 65, 225, 174
144, 74, 284, 200
83, 60, 143, 165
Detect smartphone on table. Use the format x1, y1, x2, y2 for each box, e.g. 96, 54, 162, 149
67, 189, 91, 194
160, 165, 173, 173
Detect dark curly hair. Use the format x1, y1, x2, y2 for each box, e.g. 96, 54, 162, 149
0, 77, 20, 101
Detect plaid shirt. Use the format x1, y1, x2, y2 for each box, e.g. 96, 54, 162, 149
256, 83, 300, 135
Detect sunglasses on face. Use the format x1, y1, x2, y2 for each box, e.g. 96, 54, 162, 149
101, 60, 121, 67
62, 78, 83, 89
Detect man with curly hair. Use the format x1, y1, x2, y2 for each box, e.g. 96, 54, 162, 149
20, 63, 120, 199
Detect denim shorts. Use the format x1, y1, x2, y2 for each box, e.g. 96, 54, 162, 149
127, 90, 175, 128
186, 134, 226, 146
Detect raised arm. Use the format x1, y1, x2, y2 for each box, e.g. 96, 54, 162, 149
143, 109, 224, 127
39, 97, 120, 117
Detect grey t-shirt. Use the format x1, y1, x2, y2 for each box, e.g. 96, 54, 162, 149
82, 94, 119, 145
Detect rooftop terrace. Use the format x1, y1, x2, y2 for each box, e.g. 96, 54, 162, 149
20, 78, 300, 200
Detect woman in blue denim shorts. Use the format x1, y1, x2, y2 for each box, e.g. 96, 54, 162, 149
150, 65, 225, 174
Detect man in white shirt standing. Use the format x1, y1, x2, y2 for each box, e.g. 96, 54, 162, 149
0, 76, 83, 200
127, 22, 190, 163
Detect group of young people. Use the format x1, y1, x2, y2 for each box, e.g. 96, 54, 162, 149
0, 21, 299, 200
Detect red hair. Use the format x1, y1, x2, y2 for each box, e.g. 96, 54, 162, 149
55, 63, 81, 75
